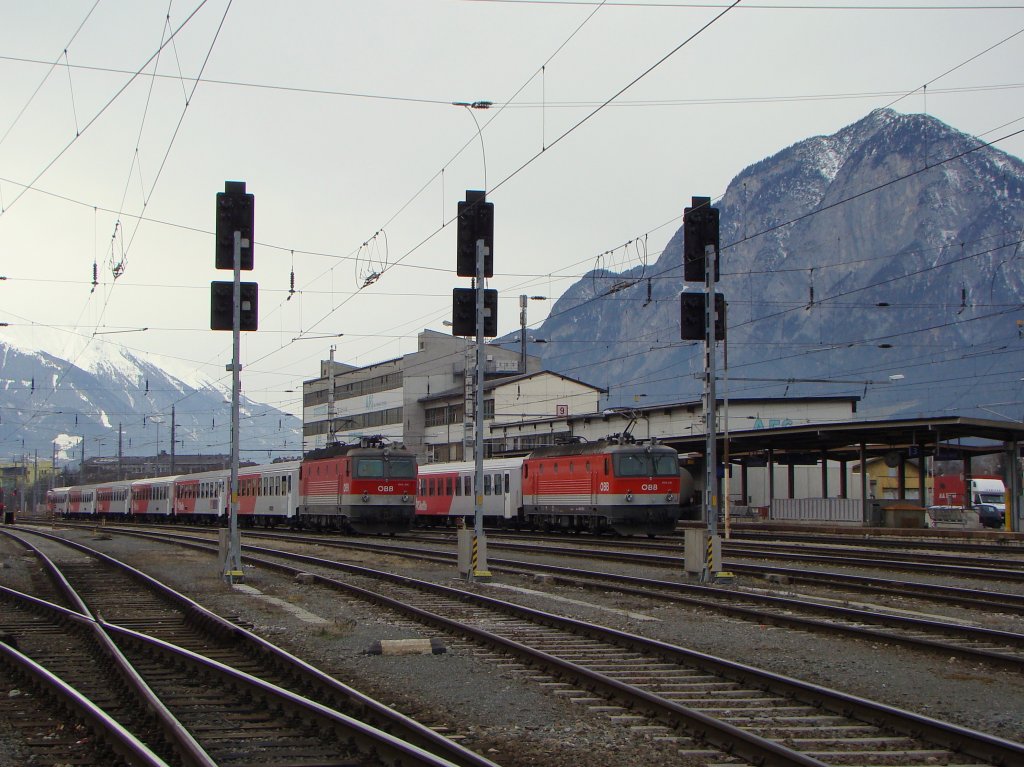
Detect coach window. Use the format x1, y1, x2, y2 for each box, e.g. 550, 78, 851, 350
495, 473, 503, 495
484, 474, 492, 495
455, 477, 461, 496
446, 477, 453, 496
464, 476, 472, 496
504, 473, 510, 494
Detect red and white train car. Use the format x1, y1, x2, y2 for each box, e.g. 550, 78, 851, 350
47, 487, 70, 516
94, 482, 132, 518
130, 476, 177, 519
416, 457, 524, 522
173, 469, 227, 523
52, 437, 417, 534
235, 460, 301, 523
65, 486, 96, 519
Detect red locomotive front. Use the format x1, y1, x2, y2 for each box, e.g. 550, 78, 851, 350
522, 439, 681, 536
298, 438, 417, 534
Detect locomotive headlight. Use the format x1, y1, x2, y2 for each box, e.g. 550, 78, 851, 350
666, 493, 674, 502
625, 492, 633, 503
402, 494, 409, 502
361, 492, 370, 502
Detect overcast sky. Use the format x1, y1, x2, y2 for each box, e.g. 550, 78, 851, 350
2, 0, 1022, 419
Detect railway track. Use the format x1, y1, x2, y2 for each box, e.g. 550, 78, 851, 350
183, 526, 1024, 670
29, 523, 1024, 669
717, 527, 1024, 555
414, 530, 1024, 582
0, 527, 498, 767
50, 524, 1024, 767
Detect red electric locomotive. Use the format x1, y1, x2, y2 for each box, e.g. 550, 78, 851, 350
521, 437, 682, 536
297, 437, 417, 534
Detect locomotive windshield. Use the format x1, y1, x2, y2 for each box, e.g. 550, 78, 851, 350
353, 456, 416, 479
613, 451, 678, 477
387, 456, 416, 478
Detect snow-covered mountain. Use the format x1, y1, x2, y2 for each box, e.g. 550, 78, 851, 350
0, 329, 301, 465
520, 109, 1024, 420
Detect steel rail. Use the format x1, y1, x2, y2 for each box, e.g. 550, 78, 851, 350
74, 524, 1024, 668
9, 525, 501, 767
211, 526, 1024, 615
2, 530, 218, 767
0, 582, 462, 767
101, 622, 467, 767
233, 540, 1024, 767
92, 527, 1024, 767
0, 639, 173, 767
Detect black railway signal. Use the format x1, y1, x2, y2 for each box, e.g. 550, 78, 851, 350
680, 292, 725, 341
452, 288, 497, 337
211, 281, 258, 331
683, 196, 719, 283
216, 180, 254, 270
457, 190, 493, 277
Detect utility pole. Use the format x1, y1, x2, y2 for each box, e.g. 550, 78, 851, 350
328, 345, 336, 445
170, 405, 176, 474
520, 294, 528, 374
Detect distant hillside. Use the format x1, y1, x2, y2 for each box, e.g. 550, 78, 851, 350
0, 333, 301, 465
518, 109, 1024, 420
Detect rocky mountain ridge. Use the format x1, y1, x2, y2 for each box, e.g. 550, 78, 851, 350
522, 109, 1024, 420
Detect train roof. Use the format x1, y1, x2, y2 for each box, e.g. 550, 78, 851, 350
304, 439, 413, 461
527, 439, 676, 459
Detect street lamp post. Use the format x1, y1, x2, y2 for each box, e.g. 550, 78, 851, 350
451, 101, 492, 191
149, 416, 164, 470
519, 295, 547, 374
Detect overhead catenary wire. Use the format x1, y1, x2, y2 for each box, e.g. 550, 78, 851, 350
4, 4, 1019, 442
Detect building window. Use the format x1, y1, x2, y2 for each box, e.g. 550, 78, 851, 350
426, 407, 447, 427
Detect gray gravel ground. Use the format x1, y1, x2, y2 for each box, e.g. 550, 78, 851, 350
2, 527, 1024, 767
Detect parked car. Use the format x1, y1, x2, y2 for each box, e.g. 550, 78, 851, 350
974, 503, 1004, 529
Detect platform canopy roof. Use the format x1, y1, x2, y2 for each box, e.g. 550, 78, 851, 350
665, 416, 1024, 464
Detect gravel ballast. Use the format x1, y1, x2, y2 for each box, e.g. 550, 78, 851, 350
3, 527, 1023, 766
